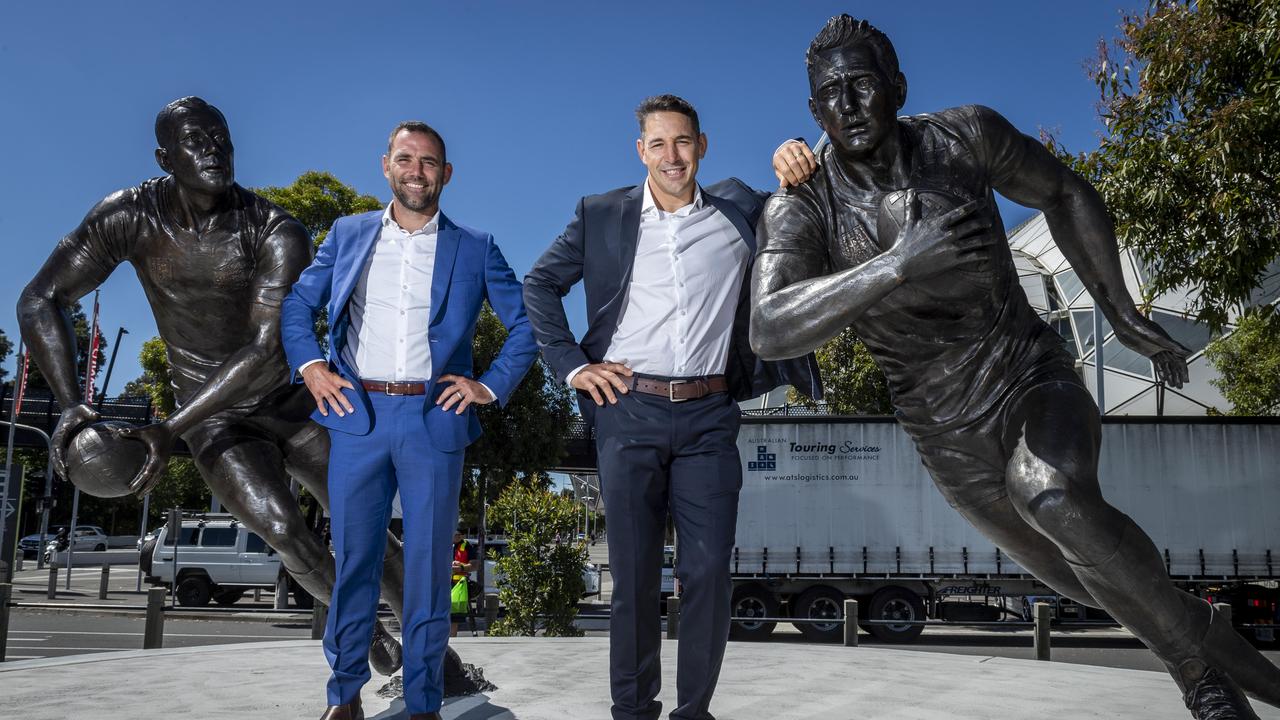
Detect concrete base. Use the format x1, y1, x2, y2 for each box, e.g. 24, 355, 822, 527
2, 637, 1277, 719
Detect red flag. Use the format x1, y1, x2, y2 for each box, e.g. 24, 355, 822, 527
84, 293, 102, 402
15, 350, 29, 416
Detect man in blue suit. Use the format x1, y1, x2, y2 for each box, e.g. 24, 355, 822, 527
523, 95, 820, 720
282, 121, 536, 720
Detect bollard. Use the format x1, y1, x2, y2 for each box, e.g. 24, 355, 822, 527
46, 566, 58, 600
1034, 602, 1051, 661
483, 594, 499, 630
311, 603, 329, 640
0, 583, 11, 663
99, 564, 111, 600
274, 574, 289, 610
843, 599, 859, 647
1212, 602, 1233, 625
253, 588, 262, 603
666, 596, 680, 640
143, 586, 167, 649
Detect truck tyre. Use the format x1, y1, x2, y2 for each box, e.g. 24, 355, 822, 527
214, 589, 245, 607
138, 537, 157, 575
792, 585, 845, 643
729, 583, 779, 641
864, 586, 926, 642
94, 543, 107, 552
290, 577, 315, 610
176, 575, 213, 607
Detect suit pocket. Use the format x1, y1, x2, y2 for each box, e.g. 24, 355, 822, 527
424, 404, 472, 452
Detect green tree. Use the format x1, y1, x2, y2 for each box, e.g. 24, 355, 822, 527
1205, 309, 1280, 415
1048, 0, 1280, 330
485, 482, 586, 637
787, 327, 892, 414
0, 328, 13, 382
462, 304, 574, 527
133, 171, 384, 399
127, 336, 176, 417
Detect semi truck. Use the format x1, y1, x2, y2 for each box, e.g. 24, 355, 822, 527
726, 415, 1279, 643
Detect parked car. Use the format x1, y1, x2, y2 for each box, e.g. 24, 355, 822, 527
474, 538, 602, 598
147, 513, 311, 608
19, 525, 109, 559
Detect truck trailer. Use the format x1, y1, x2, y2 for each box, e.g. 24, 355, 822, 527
727, 415, 1280, 643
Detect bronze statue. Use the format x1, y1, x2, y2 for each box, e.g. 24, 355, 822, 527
17, 96, 406, 676
751, 16, 1280, 719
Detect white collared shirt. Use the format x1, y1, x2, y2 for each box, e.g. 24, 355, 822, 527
339, 205, 439, 381
578, 179, 748, 381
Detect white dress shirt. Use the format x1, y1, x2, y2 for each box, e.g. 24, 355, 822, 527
569, 179, 749, 383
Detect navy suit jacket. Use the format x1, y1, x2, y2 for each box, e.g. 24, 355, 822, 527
281, 210, 537, 451
523, 178, 821, 425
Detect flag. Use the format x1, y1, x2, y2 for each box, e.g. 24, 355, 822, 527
14, 350, 29, 416
84, 292, 102, 402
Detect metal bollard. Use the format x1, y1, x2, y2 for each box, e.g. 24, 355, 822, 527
311, 603, 329, 640
273, 574, 289, 610
1033, 602, 1051, 661
1212, 602, 1233, 624
99, 564, 111, 600
843, 599, 859, 647
253, 588, 261, 603
46, 566, 58, 600
143, 586, 167, 649
483, 594, 499, 629
0, 583, 11, 662
666, 596, 680, 640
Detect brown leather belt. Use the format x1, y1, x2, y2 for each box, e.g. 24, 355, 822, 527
622, 374, 728, 402
361, 379, 428, 396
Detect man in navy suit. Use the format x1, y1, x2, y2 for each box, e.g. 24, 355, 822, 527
523, 95, 820, 720
282, 121, 536, 720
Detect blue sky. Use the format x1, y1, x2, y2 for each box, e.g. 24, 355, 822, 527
0, 0, 1135, 387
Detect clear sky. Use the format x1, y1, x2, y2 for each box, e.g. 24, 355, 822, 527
0, 0, 1135, 387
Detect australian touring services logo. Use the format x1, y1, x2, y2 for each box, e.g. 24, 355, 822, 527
745, 439, 882, 472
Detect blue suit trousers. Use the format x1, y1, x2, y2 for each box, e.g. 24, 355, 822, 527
323, 392, 463, 714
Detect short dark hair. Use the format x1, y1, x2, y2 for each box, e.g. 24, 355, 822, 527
387, 121, 447, 162
154, 96, 228, 147
635, 94, 700, 138
805, 15, 900, 83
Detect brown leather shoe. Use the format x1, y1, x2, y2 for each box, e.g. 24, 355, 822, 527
408, 713, 441, 720
318, 695, 364, 720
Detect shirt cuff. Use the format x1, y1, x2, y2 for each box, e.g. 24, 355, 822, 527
298, 359, 326, 376
565, 363, 590, 387
478, 382, 497, 402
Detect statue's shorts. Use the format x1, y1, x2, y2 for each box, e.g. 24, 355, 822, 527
180, 384, 325, 470
906, 354, 1087, 511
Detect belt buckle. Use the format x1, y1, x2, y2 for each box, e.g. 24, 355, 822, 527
668, 379, 690, 403
384, 382, 407, 396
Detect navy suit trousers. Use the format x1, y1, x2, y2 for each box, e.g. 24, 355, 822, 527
595, 389, 742, 720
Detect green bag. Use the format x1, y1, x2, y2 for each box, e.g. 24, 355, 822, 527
451, 578, 469, 614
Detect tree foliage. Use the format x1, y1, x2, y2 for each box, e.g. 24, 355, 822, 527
1048, 0, 1280, 330
1205, 309, 1280, 415
485, 482, 586, 637
462, 304, 573, 524
0, 328, 12, 382
787, 327, 892, 414
256, 170, 382, 247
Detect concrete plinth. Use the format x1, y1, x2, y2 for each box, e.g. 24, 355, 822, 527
1, 637, 1276, 719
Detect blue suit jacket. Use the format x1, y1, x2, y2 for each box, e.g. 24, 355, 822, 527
523, 178, 822, 427
281, 210, 537, 451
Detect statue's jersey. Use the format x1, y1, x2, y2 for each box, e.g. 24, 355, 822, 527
759, 105, 1073, 436
61, 177, 308, 411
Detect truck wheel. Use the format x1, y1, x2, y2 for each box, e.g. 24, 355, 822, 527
214, 589, 245, 607
729, 584, 778, 641
94, 543, 107, 552
176, 576, 213, 607
792, 586, 845, 643
864, 586, 926, 642
290, 578, 315, 610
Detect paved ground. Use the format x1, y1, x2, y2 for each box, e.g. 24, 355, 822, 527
3, 636, 1278, 719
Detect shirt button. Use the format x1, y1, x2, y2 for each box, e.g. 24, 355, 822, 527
402, 284, 408, 290
400, 310, 406, 315
399, 339, 405, 343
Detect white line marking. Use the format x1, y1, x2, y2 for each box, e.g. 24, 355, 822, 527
9, 630, 304, 639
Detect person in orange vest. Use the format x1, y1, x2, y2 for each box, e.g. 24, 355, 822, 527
450, 528, 477, 637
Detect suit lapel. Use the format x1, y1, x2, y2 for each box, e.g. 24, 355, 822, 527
704, 192, 757, 253
429, 213, 461, 327
335, 213, 382, 313
616, 185, 643, 287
